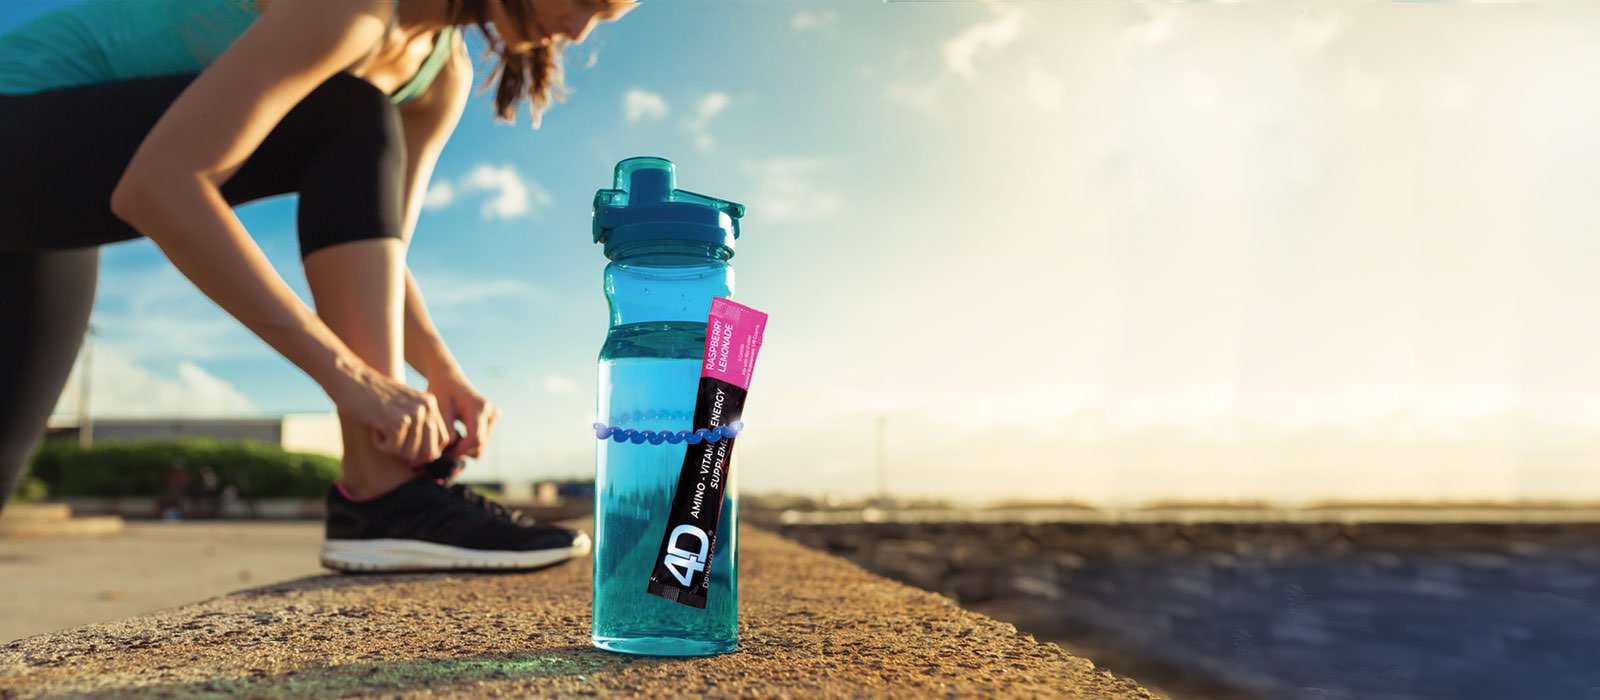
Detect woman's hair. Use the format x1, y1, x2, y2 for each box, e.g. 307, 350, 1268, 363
449, 0, 631, 128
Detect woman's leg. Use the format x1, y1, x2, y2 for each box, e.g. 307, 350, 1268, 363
221, 73, 415, 498
296, 76, 414, 499
231, 74, 586, 569
0, 80, 173, 508
0, 248, 99, 512
303, 239, 413, 498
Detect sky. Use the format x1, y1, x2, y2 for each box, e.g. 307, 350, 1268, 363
6, 0, 1600, 506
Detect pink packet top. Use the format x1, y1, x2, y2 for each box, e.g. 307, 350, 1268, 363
701, 297, 768, 391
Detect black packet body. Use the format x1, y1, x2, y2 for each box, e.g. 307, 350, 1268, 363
646, 298, 766, 609
645, 377, 746, 608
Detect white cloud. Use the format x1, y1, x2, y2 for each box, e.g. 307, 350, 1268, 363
1023, 65, 1064, 112
423, 180, 454, 210
623, 88, 669, 122
684, 92, 732, 152
742, 157, 843, 225
888, 7, 1026, 115
1290, 9, 1342, 54
408, 269, 547, 331
943, 9, 1023, 81
1125, 6, 1178, 50
696, 93, 730, 122
421, 277, 545, 310
53, 344, 257, 419
459, 163, 551, 220
91, 262, 264, 362
542, 374, 577, 395
791, 9, 837, 32
887, 82, 941, 116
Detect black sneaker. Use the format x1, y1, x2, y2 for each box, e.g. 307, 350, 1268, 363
320, 477, 591, 573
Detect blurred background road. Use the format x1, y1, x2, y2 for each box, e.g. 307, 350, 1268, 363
1, 522, 324, 642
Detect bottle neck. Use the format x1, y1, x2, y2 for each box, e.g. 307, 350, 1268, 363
603, 242, 733, 328
606, 241, 733, 265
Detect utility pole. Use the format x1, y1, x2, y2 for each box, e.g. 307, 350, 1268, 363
77, 325, 97, 448
875, 414, 888, 502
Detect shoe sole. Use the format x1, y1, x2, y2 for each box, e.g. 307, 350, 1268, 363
320, 531, 592, 572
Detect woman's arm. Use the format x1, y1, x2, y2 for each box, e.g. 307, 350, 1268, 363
394, 37, 500, 459
108, 0, 449, 461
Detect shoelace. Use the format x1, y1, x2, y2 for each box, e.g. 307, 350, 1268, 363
446, 482, 532, 526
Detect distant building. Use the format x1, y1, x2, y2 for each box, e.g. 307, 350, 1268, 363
44, 413, 343, 457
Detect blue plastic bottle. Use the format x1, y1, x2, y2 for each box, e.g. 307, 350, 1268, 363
590, 157, 745, 656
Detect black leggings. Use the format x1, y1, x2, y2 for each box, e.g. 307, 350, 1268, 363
0, 72, 407, 507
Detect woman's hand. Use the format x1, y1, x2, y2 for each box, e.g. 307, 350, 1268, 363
328, 357, 452, 466
428, 371, 499, 459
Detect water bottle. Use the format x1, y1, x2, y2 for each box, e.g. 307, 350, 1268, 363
590, 157, 745, 656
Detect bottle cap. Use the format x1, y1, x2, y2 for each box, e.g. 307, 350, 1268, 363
592, 157, 745, 259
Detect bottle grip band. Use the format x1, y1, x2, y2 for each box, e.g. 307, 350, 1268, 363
592, 421, 744, 445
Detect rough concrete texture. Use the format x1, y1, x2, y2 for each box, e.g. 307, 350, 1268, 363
1, 524, 1153, 699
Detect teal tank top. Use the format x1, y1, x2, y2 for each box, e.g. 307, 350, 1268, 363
0, 0, 453, 105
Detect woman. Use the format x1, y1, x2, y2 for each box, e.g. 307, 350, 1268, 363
0, 0, 634, 571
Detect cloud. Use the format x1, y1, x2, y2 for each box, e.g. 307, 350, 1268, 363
542, 374, 577, 395
459, 163, 552, 220
408, 269, 547, 331
91, 262, 265, 362
421, 277, 545, 310
1125, 5, 1178, 50
685, 92, 732, 152
791, 9, 837, 32
742, 157, 843, 225
1023, 65, 1064, 112
623, 88, 669, 122
696, 93, 730, 122
423, 180, 454, 210
421, 164, 551, 220
943, 8, 1023, 81
889, 7, 1025, 115
53, 344, 257, 419
1290, 8, 1342, 55
887, 82, 942, 116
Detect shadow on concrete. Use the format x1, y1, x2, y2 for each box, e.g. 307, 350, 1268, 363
233, 560, 582, 597
42, 646, 659, 699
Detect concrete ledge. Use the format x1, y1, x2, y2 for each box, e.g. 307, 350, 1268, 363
0, 515, 123, 539
58, 497, 327, 520
0, 504, 72, 523
0, 525, 1152, 699
57, 497, 587, 523
0, 504, 124, 539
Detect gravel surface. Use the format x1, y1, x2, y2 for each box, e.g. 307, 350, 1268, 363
0, 523, 1153, 699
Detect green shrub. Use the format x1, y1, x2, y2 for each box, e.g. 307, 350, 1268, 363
26, 438, 339, 499
7, 475, 48, 503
